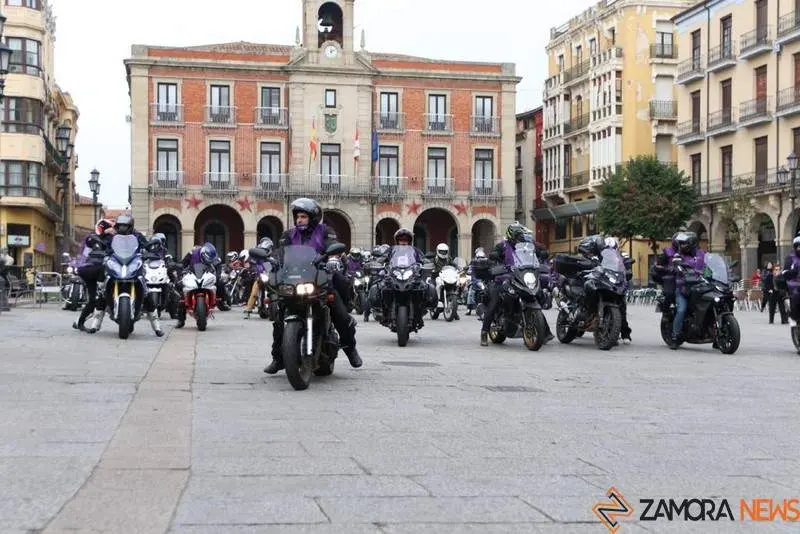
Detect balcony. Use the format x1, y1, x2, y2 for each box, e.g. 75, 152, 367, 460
776, 87, 800, 117
204, 106, 236, 126
706, 108, 736, 137
254, 107, 289, 128
292, 174, 369, 199
739, 26, 773, 59
470, 116, 500, 136
374, 112, 404, 132
0, 185, 62, 220
649, 100, 677, 120
253, 173, 288, 199
469, 180, 502, 203
371, 176, 407, 201
202, 172, 239, 196
543, 178, 563, 196
738, 97, 772, 127
697, 169, 781, 199
707, 42, 737, 73
563, 59, 590, 85
676, 56, 705, 84
676, 119, 704, 144
777, 11, 800, 45
151, 103, 183, 123
591, 47, 623, 70
423, 113, 453, 134
650, 43, 677, 60
544, 73, 561, 98
563, 113, 590, 137
149, 171, 186, 195
422, 178, 454, 200
43, 133, 66, 172
564, 170, 589, 191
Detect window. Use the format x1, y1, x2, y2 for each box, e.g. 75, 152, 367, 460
209, 85, 231, 122
691, 90, 701, 124
156, 139, 179, 184
325, 89, 336, 108
655, 32, 674, 57
571, 216, 583, 238
720, 16, 732, 55
721, 145, 733, 191
589, 38, 597, 56
5, 0, 41, 8
691, 30, 701, 67
320, 144, 341, 189
261, 87, 280, 109
379, 92, 399, 128
259, 142, 281, 189
208, 140, 231, 185
204, 222, 226, 257
609, 28, 616, 45
721, 79, 732, 122
156, 83, 179, 121
586, 213, 597, 235
474, 149, 494, 191
794, 127, 800, 157
1, 97, 43, 134
6, 37, 40, 76
575, 45, 582, 65
428, 94, 447, 130
0, 160, 42, 195
691, 153, 702, 193
516, 146, 522, 169
474, 96, 494, 132
756, 0, 767, 34
755, 136, 768, 185
378, 145, 399, 178
555, 218, 568, 240
557, 54, 564, 72
427, 147, 448, 190
259, 87, 282, 125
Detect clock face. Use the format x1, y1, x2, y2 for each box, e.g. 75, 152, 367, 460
324, 45, 338, 58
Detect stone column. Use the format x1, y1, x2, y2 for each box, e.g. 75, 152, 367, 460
181, 231, 194, 257
244, 231, 257, 250
741, 245, 759, 280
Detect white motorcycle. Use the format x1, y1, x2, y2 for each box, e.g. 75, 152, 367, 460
433, 264, 461, 322
181, 263, 217, 331
144, 257, 169, 317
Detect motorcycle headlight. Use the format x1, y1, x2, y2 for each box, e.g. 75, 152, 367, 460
399, 269, 413, 281
353, 279, 362, 287
260, 273, 269, 284
607, 274, 619, 284
296, 283, 315, 295
66, 266, 74, 275
523, 271, 538, 290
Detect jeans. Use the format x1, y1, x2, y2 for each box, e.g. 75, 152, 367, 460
466, 281, 479, 308
481, 282, 502, 333
672, 292, 688, 337
77, 265, 104, 326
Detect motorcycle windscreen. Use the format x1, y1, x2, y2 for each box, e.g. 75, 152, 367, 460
600, 249, 625, 273
512, 243, 540, 269
703, 253, 729, 284
111, 235, 140, 263
389, 246, 418, 268
276, 245, 319, 284
192, 263, 211, 278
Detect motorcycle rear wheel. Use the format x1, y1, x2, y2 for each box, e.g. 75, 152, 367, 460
284, 321, 312, 390
660, 315, 682, 347
555, 310, 576, 344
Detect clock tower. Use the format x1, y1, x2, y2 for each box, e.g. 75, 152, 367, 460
302, 0, 355, 62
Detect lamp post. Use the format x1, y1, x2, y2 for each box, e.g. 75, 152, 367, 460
88, 169, 100, 222
0, 11, 13, 102
55, 124, 73, 254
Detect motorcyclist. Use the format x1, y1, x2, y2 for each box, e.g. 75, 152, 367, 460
466, 248, 490, 315
602, 236, 632, 341
242, 237, 275, 318
72, 219, 115, 331
657, 231, 706, 349
174, 242, 219, 329
431, 243, 461, 320
0, 248, 13, 308
144, 233, 167, 259
782, 236, 800, 327
264, 198, 362, 374
346, 247, 364, 273
87, 215, 164, 337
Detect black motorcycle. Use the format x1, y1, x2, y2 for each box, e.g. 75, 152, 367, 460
487, 242, 549, 351
657, 253, 740, 354
378, 245, 434, 347
349, 269, 369, 316
272, 243, 345, 391
61, 263, 86, 311
554, 249, 627, 350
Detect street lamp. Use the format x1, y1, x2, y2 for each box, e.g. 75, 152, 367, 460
55, 123, 73, 254
88, 169, 100, 222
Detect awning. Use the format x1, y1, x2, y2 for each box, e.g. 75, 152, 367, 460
531, 198, 599, 221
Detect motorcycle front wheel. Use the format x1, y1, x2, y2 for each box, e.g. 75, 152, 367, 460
556, 310, 576, 344
792, 325, 800, 355
523, 309, 546, 351
118, 295, 132, 340
443, 292, 457, 322
195, 294, 208, 331
594, 305, 621, 351
283, 321, 312, 390
396, 305, 410, 347
716, 314, 740, 355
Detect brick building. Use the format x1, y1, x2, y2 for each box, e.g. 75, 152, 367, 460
124, 0, 520, 259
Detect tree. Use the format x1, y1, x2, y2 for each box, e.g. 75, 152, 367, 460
596, 155, 697, 254
717, 175, 757, 249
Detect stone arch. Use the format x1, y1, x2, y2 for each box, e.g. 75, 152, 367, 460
471, 219, 496, 256
257, 216, 284, 243
783, 207, 800, 244
324, 209, 352, 249
414, 207, 460, 256
687, 220, 709, 250
751, 212, 777, 270
153, 214, 182, 258
375, 218, 400, 246
317, 1, 344, 47
194, 204, 245, 255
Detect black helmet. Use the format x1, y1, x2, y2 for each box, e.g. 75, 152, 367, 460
577, 235, 604, 258
114, 214, 134, 235
394, 228, 413, 245
674, 231, 698, 255
505, 222, 527, 243
794, 236, 800, 253
373, 244, 391, 257
290, 198, 322, 231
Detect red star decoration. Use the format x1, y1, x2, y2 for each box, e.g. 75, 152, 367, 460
453, 202, 467, 215
236, 197, 253, 212
185, 195, 203, 210
407, 201, 422, 215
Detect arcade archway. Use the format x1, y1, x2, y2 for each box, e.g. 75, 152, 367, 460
257, 216, 284, 244
153, 214, 182, 258
375, 218, 400, 246
471, 219, 496, 257
194, 204, 245, 255
414, 208, 459, 256
324, 210, 352, 250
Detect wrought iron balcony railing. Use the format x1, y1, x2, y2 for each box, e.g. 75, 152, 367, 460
254, 107, 289, 128
151, 103, 183, 123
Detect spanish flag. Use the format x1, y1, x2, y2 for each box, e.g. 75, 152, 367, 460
310, 118, 318, 161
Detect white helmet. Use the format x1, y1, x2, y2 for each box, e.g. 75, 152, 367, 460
240, 249, 250, 263
604, 237, 619, 250
436, 243, 449, 259
474, 248, 486, 259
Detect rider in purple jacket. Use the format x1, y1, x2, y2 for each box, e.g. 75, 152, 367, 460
782, 235, 800, 324
660, 231, 706, 349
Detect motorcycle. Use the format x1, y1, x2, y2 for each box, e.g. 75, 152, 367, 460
181, 261, 217, 331
486, 242, 549, 351
144, 255, 169, 317
273, 243, 345, 391
554, 248, 627, 350
350, 270, 369, 315
103, 234, 146, 339
61, 263, 86, 311
378, 245, 434, 347
656, 253, 740, 354
434, 263, 461, 322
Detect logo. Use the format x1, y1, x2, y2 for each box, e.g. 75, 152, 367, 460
324, 113, 337, 133
593, 487, 634, 533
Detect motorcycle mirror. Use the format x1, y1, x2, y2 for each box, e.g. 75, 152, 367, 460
248, 247, 269, 262
424, 251, 436, 259
325, 243, 346, 257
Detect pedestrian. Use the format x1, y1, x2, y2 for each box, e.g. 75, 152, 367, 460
760, 262, 772, 312
770, 263, 789, 324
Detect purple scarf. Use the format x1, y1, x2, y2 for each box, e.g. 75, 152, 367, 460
347, 258, 363, 272
289, 223, 328, 253
189, 247, 202, 266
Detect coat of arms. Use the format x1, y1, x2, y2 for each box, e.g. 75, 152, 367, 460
324, 113, 338, 134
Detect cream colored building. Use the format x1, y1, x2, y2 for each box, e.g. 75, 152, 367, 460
675, 0, 800, 275
0, 0, 79, 271
537, 0, 694, 283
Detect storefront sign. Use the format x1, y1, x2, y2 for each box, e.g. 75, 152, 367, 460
7, 235, 30, 247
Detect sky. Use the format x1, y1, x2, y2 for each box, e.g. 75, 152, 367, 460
51, 0, 596, 209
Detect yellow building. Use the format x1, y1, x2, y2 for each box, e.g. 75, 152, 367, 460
675, 0, 800, 277
0, 0, 78, 272
535, 0, 695, 284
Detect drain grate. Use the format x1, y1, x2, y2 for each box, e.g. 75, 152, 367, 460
482, 385, 545, 393
382, 361, 440, 368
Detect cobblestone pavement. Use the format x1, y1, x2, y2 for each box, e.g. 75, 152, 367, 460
0, 303, 799, 533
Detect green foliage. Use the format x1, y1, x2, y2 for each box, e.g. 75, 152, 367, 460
596, 155, 697, 253
717, 176, 756, 245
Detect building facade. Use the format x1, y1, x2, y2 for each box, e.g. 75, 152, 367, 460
124, 0, 519, 260
536, 0, 694, 281
676, 0, 800, 275
0, 0, 78, 271
515, 107, 547, 245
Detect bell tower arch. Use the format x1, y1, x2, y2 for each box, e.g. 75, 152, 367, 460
302, 0, 355, 53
